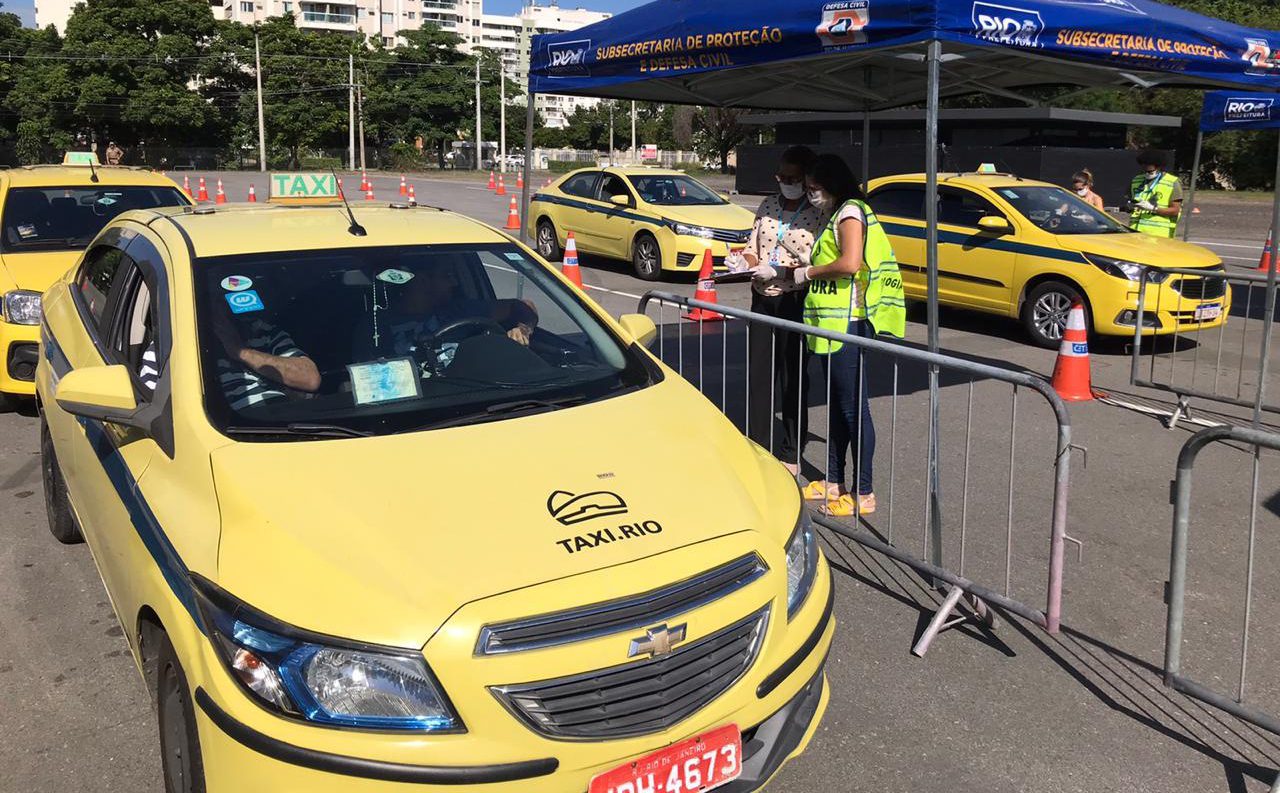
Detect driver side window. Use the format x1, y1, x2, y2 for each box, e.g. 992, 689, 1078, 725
596, 174, 631, 205
939, 188, 1005, 228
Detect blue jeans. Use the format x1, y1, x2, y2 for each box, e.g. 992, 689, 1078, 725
815, 320, 875, 496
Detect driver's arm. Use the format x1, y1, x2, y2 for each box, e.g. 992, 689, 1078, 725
238, 347, 321, 393
494, 299, 539, 345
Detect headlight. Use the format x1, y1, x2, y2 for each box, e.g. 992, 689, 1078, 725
785, 509, 819, 619
673, 223, 715, 240
2, 290, 41, 325
1084, 254, 1168, 284
194, 579, 461, 732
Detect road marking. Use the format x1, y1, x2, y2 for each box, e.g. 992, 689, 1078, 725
1193, 240, 1265, 250
583, 283, 645, 301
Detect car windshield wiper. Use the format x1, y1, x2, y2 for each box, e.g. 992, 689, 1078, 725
402, 395, 587, 433
224, 422, 374, 439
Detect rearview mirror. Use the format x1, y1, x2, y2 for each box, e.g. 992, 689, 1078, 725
617, 314, 657, 347
978, 215, 1011, 233
609, 194, 630, 207
55, 364, 141, 425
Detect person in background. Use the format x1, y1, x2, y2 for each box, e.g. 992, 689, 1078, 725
736, 145, 826, 475
794, 154, 906, 517
1071, 169, 1104, 211
1126, 149, 1182, 238
105, 142, 124, 166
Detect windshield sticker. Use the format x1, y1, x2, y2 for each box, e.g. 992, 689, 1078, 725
16, 224, 36, 238
225, 290, 264, 314
504, 252, 524, 261
376, 268, 414, 285
1000, 189, 1019, 199
96, 196, 117, 206
220, 275, 254, 292
348, 358, 421, 405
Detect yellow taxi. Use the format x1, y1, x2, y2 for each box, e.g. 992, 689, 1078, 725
0, 157, 187, 408
529, 166, 755, 280
867, 172, 1230, 347
36, 174, 833, 793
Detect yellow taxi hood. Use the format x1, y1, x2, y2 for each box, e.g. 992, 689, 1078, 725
659, 202, 755, 231
210, 379, 798, 649
0, 250, 80, 292
1057, 231, 1222, 269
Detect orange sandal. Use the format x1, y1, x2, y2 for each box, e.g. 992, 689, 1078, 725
802, 481, 840, 501
822, 493, 876, 517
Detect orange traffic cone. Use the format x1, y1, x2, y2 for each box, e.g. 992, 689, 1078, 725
487, 171, 496, 191
337, 178, 345, 198
544, 177, 553, 188
364, 184, 375, 201
562, 232, 583, 287
247, 184, 257, 203
399, 175, 407, 197
1258, 229, 1274, 273
215, 178, 226, 205
685, 248, 724, 322
182, 175, 192, 198
516, 171, 524, 190
504, 195, 521, 230
1050, 301, 1093, 402
407, 184, 417, 205
360, 171, 369, 192
197, 176, 209, 202
496, 175, 507, 196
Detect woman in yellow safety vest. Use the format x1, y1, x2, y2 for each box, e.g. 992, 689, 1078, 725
795, 154, 906, 517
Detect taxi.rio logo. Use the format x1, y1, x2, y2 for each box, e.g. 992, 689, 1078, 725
971, 1, 1044, 48
1225, 97, 1275, 123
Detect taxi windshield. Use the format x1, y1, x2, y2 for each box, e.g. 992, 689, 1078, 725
2, 186, 187, 252
995, 185, 1129, 235
629, 175, 726, 206
193, 243, 657, 439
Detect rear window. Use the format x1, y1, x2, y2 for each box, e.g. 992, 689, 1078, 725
2, 186, 188, 252
869, 185, 925, 220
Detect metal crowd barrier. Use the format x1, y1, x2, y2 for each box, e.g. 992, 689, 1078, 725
1164, 424, 1280, 736
1130, 266, 1278, 424
636, 291, 1075, 651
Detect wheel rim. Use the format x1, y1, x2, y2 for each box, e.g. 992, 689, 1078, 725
537, 224, 555, 257
160, 665, 192, 793
1032, 291, 1074, 341
636, 239, 659, 275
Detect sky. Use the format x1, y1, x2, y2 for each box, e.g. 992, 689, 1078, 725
8, 0, 644, 29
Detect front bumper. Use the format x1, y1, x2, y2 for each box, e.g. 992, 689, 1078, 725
1094, 279, 1233, 337
0, 319, 38, 397
667, 236, 745, 272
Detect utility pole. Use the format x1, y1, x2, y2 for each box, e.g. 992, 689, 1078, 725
608, 103, 614, 165
255, 34, 266, 172
631, 100, 637, 165
499, 62, 507, 174
348, 53, 355, 172
474, 58, 482, 171
356, 81, 366, 172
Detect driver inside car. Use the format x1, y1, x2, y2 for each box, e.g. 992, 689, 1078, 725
212, 306, 322, 410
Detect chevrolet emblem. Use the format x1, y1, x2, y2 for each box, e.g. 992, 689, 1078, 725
628, 623, 687, 659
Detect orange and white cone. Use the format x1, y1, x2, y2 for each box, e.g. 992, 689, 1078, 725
496, 174, 507, 196
215, 178, 226, 205
182, 175, 192, 198
1258, 229, 1274, 273
197, 176, 209, 202
685, 248, 724, 322
247, 184, 257, 202
504, 195, 521, 230
1051, 301, 1093, 401
360, 171, 369, 192
487, 171, 496, 190
337, 178, 345, 198
364, 184, 375, 201
544, 177, 553, 188
562, 232, 583, 287
399, 175, 407, 197
407, 184, 417, 205
516, 171, 524, 190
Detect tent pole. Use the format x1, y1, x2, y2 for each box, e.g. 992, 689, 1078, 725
1181, 129, 1203, 241
861, 113, 871, 193
1253, 130, 1280, 426
520, 91, 535, 244
924, 39, 943, 572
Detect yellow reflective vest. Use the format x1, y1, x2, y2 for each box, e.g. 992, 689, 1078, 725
1129, 172, 1180, 238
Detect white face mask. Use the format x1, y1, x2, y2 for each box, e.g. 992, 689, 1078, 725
1144, 170, 1160, 182
779, 181, 805, 200
808, 190, 831, 211
1076, 188, 1088, 196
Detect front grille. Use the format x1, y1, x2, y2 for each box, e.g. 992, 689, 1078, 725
6, 342, 37, 381
710, 228, 750, 244
477, 554, 766, 654
676, 252, 726, 269
1172, 274, 1227, 300
492, 608, 769, 740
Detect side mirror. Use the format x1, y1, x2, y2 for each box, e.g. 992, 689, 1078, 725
609, 194, 631, 207
55, 364, 141, 425
978, 215, 1011, 233
617, 314, 657, 347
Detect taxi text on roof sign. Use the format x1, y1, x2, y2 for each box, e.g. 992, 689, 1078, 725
63, 151, 101, 166
269, 172, 340, 204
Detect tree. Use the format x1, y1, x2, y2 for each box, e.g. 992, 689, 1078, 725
694, 107, 749, 173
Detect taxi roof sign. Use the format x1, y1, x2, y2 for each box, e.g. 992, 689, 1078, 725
63, 151, 100, 166
270, 172, 341, 204
976, 162, 999, 174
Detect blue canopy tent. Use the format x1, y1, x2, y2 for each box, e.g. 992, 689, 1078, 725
1181, 91, 1280, 241
518, 0, 1280, 621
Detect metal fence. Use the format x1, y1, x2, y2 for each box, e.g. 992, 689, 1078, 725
1164, 424, 1280, 738
636, 291, 1075, 652
1130, 266, 1279, 424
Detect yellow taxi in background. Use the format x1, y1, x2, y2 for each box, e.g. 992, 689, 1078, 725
529, 166, 755, 280
867, 173, 1230, 347
36, 174, 833, 793
0, 158, 187, 408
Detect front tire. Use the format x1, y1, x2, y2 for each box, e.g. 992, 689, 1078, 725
632, 233, 662, 281
41, 418, 82, 544
1022, 281, 1088, 349
535, 218, 561, 261
157, 633, 206, 793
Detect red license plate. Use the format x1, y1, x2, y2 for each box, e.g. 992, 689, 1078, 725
589, 724, 742, 793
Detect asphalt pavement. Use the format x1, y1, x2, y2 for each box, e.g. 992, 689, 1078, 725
3, 170, 1280, 792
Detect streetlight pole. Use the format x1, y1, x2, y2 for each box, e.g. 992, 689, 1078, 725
608, 103, 614, 165
255, 34, 266, 172
348, 53, 355, 172
356, 81, 366, 172
631, 100, 637, 165
474, 58, 482, 171
499, 63, 507, 174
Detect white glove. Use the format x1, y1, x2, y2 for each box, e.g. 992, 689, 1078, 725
750, 263, 778, 281
793, 266, 813, 286
1135, 199, 1156, 211
725, 250, 748, 273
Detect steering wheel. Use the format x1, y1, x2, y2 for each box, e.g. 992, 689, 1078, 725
429, 317, 507, 345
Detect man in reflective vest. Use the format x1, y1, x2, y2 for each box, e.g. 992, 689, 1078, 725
1127, 149, 1182, 238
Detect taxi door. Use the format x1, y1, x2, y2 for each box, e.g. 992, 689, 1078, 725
934, 186, 1016, 313
585, 172, 639, 259
555, 171, 606, 253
